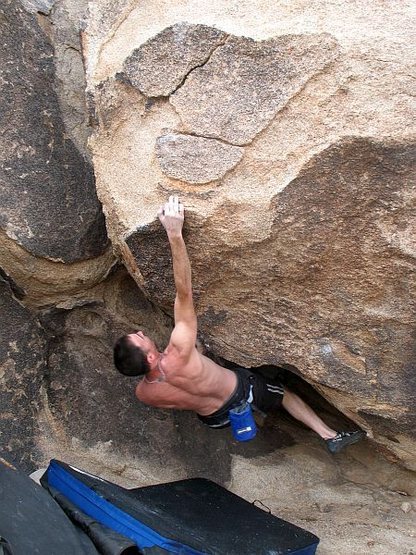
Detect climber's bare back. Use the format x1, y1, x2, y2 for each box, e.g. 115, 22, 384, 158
134, 337, 237, 416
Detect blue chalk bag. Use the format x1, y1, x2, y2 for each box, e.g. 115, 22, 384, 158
229, 399, 257, 442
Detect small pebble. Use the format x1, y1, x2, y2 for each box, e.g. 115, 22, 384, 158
401, 501, 412, 513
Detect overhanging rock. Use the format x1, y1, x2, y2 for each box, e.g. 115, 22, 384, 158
85, 5, 416, 469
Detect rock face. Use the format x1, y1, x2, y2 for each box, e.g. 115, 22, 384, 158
0, 1, 108, 263
170, 33, 339, 145
0, 1, 114, 309
0, 0, 414, 484
0, 280, 47, 471
84, 3, 416, 469
156, 133, 244, 184
121, 23, 227, 97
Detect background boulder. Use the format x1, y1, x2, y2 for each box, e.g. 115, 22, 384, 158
0, 280, 47, 471
0, 1, 107, 263
0, 0, 114, 307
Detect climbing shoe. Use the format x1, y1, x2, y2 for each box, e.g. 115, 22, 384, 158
326, 430, 366, 454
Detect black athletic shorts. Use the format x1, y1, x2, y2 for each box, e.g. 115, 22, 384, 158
197, 368, 285, 429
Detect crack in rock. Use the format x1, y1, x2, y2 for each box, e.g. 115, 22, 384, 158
120, 22, 228, 97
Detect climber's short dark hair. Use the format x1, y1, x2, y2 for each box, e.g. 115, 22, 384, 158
113, 335, 150, 376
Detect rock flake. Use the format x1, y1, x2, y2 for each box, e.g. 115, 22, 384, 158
156, 133, 244, 183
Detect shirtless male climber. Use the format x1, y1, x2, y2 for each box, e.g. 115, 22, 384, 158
114, 196, 365, 454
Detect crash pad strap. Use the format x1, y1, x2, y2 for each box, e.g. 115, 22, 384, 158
46, 460, 205, 555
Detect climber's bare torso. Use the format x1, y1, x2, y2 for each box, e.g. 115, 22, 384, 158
133, 334, 237, 416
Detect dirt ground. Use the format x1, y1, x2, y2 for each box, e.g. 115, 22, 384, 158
37, 408, 416, 555
229, 416, 416, 555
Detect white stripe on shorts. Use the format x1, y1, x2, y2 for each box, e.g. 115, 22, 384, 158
266, 384, 284, 394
